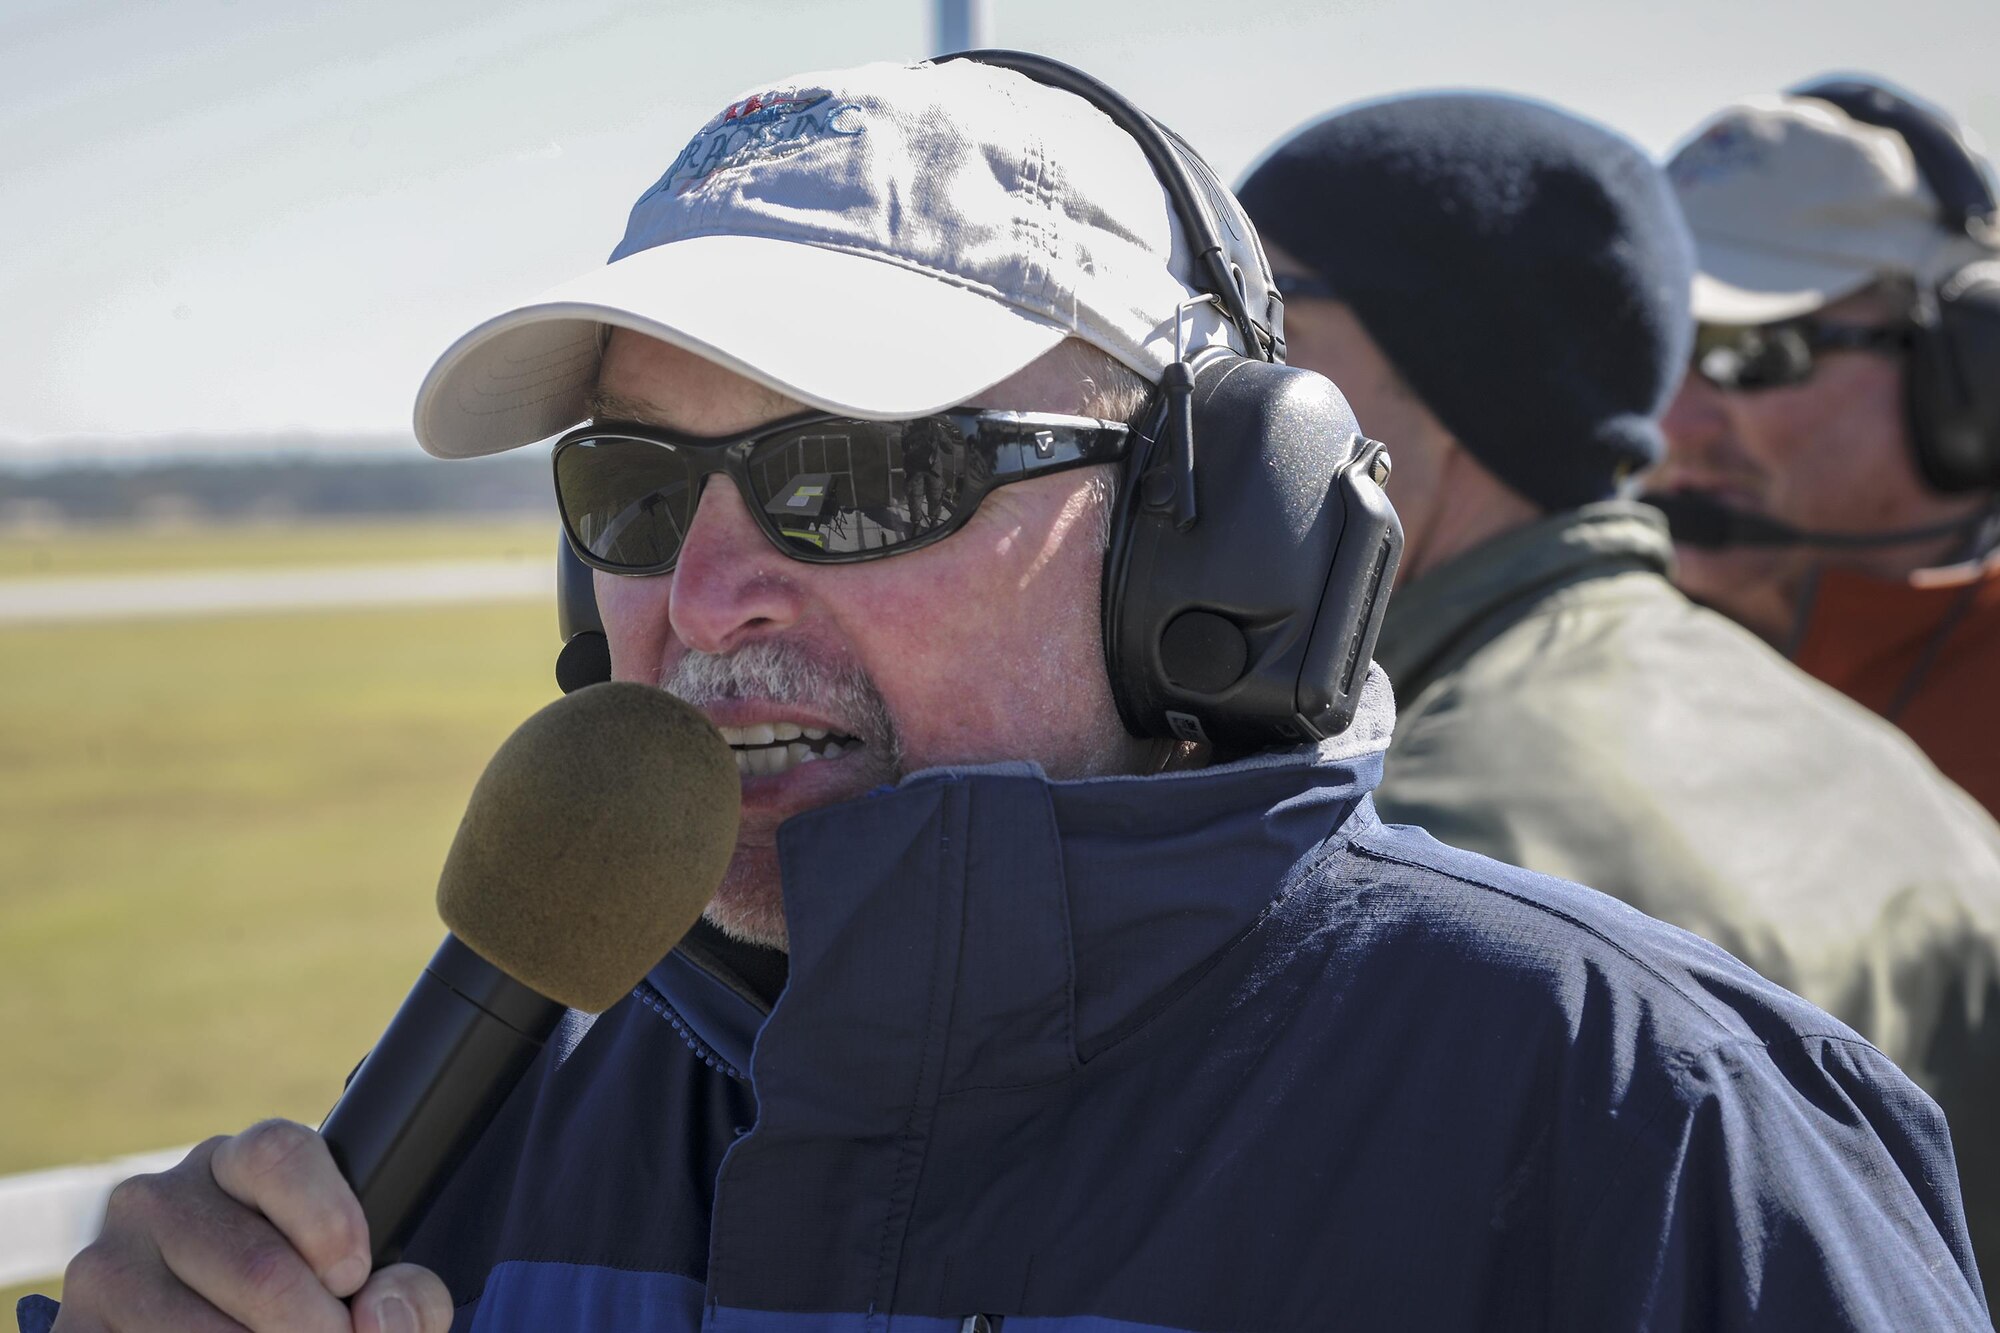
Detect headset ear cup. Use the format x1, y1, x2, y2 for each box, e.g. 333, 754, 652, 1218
1792, 79, 2000, 495
1909, 264, 2000, 493
1106, 351, 1400, 749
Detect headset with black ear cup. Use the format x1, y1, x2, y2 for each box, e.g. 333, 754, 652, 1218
555, 50, 1403, 750
937, 50, 1400, 749
1794, 77, 2000, 494
1101, 345, 1401, 751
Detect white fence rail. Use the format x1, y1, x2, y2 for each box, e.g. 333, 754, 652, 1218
0, 1146, 193, 1288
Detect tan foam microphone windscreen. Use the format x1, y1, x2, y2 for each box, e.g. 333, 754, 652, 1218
436, 682, 740, 1012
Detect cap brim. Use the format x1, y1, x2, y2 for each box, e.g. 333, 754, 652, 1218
1687, 234, 1880, 325
414, 235, 1072, 459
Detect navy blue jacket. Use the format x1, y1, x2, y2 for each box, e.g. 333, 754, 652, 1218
20, 714, 1990, 1331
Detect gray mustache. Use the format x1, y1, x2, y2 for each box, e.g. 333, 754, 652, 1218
663, 641, 901, 766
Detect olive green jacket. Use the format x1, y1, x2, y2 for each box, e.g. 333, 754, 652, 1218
1374, 500, 2000, 1276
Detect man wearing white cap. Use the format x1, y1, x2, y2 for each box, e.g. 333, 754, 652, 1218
35, 58, 1989, 1333
1652, 78, 2000, 823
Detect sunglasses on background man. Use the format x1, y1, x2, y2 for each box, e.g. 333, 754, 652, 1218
1691, 318, 1913, 392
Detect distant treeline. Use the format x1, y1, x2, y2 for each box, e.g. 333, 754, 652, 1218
0, 447, 553, 525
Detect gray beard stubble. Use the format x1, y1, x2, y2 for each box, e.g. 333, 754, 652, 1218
660, 641, 904, 952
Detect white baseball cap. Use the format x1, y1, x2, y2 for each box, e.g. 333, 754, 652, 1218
1666, 91, 1983, 325
413, 59, 1252, 459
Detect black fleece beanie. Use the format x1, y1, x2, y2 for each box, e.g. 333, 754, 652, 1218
1238, 93, 1694, 512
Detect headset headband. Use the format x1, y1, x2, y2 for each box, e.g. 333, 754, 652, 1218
936, 49, 1284, 364
1794, 77, 1999, 238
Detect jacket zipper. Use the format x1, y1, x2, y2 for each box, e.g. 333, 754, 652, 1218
631, 978, 747, 1081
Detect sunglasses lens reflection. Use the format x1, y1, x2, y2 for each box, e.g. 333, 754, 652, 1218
556, 438, 697, 570
743, 417, 971, 559
1695, 325, 1813, 391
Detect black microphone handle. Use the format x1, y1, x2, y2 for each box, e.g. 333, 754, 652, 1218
319, 934, 566, 1268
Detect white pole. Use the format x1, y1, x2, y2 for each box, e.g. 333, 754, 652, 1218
931, 0, 990, 54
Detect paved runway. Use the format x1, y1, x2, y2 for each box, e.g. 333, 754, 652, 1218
0, 558, 554, 624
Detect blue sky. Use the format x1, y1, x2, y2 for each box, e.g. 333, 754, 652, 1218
4, 0, 1996, 457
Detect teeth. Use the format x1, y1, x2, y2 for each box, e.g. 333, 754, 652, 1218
718, 717, 859, 781
729, 737, 855, 778
719, 722, 828, 746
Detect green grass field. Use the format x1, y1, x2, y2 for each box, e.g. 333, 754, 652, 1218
0, 521, 564, 1304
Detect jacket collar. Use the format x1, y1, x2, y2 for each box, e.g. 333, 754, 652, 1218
1792, 551, 2000, 681
648, 668, 1396, 1085
1377, 500, 1669, 696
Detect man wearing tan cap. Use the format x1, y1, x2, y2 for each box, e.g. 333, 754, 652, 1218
1652, 77, 2000, 820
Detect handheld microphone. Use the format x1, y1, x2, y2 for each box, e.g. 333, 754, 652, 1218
318, 681, 740, 1268
1643, 491, 1987, 551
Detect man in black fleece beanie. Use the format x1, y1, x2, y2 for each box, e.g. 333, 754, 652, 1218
1241, 93, 1690, 516
1238, 93, 2000, 1248
1240, 92, 1691, 524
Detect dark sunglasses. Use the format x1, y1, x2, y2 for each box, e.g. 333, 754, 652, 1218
1691, 318, 1913, 392
553, 409, 1132, 575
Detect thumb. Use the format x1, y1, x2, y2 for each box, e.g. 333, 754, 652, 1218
349, 1262, 454, 1333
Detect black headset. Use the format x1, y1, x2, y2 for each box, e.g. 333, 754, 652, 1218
556, 50, 1403, 752
1794, 76, 2000, 494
